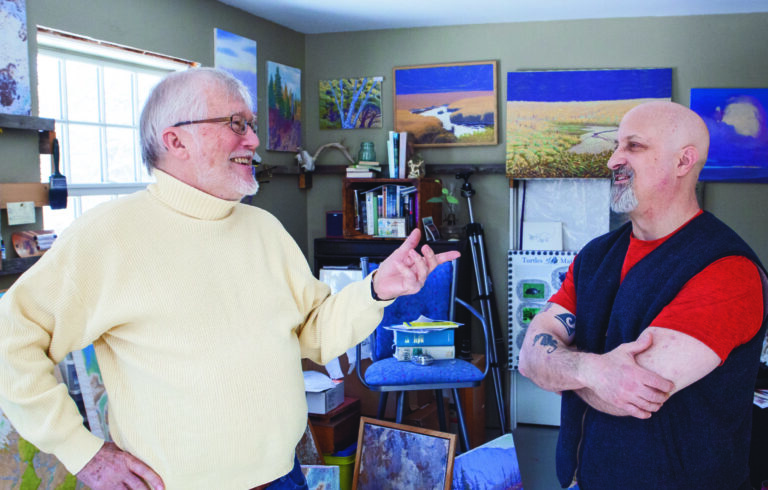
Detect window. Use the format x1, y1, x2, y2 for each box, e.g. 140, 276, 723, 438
36, 28, 196, 234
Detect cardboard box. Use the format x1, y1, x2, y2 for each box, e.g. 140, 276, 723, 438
306, 379, 345, 414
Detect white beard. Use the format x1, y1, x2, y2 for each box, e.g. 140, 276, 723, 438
610, 172, 638, 214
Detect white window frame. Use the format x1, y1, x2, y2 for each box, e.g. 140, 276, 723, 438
36, 28, 196, 231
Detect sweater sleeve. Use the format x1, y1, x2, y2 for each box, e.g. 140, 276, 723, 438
0, 246, 105, 474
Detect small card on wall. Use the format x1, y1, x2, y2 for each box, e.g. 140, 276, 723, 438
522, 221, 562, 250
7, 201, 36, 225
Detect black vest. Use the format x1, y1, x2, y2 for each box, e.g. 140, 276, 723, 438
557, 212, 767, 489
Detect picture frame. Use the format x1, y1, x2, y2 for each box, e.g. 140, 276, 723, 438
422, 216, 441, 242
393, 61, 498, 148
352, 417, 456, 490
296, 420, 325, 466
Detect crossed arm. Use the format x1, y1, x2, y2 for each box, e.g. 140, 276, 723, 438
518, 302, 721, 419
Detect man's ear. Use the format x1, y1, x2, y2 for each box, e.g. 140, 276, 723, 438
161, 128, 189, 159
676, 145, 699, 177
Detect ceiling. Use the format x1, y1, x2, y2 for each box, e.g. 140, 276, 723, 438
217, 0, 768, 34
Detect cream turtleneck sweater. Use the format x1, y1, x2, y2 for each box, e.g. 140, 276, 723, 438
0, 170, 387, 488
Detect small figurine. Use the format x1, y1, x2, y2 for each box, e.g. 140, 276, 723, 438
407, 154, 426, 178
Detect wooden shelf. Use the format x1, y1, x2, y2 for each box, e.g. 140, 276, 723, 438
342, 177, 442, 239
0, 114, 57, 154
0, 183, 51, 209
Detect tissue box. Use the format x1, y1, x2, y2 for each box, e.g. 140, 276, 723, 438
306, 379, 345, 414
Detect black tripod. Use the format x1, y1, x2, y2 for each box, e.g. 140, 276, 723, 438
457, 171, 508, 433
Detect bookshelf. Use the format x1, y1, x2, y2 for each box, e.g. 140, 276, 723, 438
342, 178, 442, 239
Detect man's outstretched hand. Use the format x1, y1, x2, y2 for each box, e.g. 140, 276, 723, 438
371, 228, 460, 300
77, 442, 164, 490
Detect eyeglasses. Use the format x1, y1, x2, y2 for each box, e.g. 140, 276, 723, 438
173, 114, 257, 135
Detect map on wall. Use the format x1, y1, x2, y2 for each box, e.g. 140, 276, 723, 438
505, 68, 672, 179
0, 0, 32, 115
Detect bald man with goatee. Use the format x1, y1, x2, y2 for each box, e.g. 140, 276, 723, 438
519, 101, 767, 489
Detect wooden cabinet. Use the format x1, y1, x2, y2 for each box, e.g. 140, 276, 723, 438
341, 178, 443, 239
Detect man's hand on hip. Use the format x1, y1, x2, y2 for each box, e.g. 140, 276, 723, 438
76, 442, 164, 490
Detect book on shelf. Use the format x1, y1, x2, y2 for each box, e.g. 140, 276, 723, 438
357, 160, 381, 167
347, 164, 382, 172
398, 131, 409, 178
394, 345, 455, 362
393, 329, 455, 347
346, 170, 376, 178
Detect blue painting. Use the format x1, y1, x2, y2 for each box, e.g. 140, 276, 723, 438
506, 68, 672, 178
214, 28, 257, 114
301, 465, 340, 490
452, 434, 523, 489
355, 418, 455, 489
690, 88, 768, 182
0, 0, 32, 115
394, 61, 498, 147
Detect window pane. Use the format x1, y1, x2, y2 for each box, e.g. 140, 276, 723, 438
104, 66, 134, 125
37, 55, 61, 119
65, 60, 100, 123
42, 198, 77, 235
67, 125, 102, 183
105, 127, 136, 182
137, 72, 162, 109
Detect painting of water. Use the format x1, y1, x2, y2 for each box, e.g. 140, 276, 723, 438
353, 417, 455, 489
214, 28, 257, 114
394, 61, 497, 147
506, 68, 672, 178
690, 88, 768, 182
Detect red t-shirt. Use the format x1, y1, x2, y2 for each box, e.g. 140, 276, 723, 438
549, 218, 764, 362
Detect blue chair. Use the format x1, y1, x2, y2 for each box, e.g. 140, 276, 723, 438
356, 258, 491, 452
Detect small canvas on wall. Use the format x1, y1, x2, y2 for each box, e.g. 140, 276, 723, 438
393, 61, 498, 147
690, 88, 768, 182
0, 0, 32, 115
267, 61, 302, 152
505, 68, 672, 179
319, 76, 383, 129
214, 28, 257, 114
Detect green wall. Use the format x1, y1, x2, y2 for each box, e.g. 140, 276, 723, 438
303, 14, 768, 352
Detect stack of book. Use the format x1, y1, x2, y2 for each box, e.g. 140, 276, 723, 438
346, 160, 382, 178
385, 316, 460, 361
355, 183, 417, 237
387, 131, 410, 178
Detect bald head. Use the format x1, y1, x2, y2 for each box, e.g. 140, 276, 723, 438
622, 101, 710, 172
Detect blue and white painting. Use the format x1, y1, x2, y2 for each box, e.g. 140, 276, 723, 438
394, 61, 498, 147
301, 465, 340, 490
214, 28, 257, 114
452, 433, 523, 489
690, 88, 768, 182
0, 0, 31, 115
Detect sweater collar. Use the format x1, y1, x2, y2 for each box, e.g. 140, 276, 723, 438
147, 169, 237, 220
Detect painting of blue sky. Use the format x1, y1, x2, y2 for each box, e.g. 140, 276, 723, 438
690, 88, 768, 182
214, 28, 257, 113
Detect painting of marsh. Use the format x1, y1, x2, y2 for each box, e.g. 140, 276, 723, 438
506, 68, 672, 178
394, 61, 497, 147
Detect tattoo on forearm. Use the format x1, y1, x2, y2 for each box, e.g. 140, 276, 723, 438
554, 313, 576, 337
533, 333, 558, 353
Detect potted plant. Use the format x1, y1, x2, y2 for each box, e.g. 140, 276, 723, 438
427, 182, 463, 239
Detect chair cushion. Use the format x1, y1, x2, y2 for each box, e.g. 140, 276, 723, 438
369, 261, 453, 361
364, 357, 484, 387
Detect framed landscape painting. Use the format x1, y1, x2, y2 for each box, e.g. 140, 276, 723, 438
319, 76, 383, 129
393, 61, 498, 147
214, 28, 257, 114
353, 417, 456, 490
690, 88, 768, 182
505, 68, 672, 178
267, 61, 302, 151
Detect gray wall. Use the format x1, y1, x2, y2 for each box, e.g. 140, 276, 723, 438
1, 0, 306, 290
303, 14, 768, 353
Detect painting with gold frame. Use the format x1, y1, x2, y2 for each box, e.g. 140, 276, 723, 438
393, 61, 498, 148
